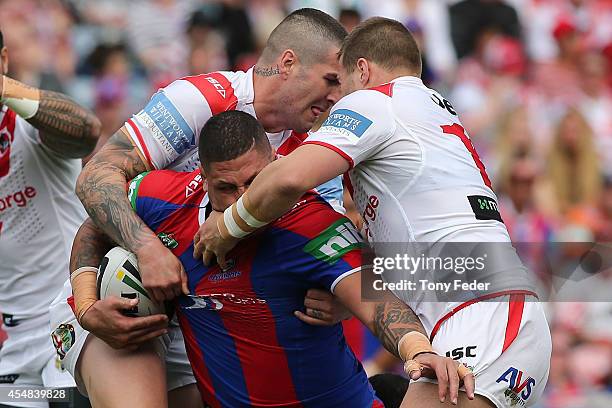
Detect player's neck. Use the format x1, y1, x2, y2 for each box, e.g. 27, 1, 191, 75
367, 68, 419, 87
252, 74, 286, 133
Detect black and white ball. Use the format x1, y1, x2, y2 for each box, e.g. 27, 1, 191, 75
97, 247, 163, 317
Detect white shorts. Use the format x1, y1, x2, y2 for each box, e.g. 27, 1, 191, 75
48, 281, 195, 396
0, 313, 76, 408
418, 291, 551, 408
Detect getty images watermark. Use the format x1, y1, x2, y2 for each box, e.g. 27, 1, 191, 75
371, 253, 492, 293
361, 241, 612, 302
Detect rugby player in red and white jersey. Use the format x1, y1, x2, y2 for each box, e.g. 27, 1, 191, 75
53, 9, 365, 408
198, 18, 552, 408
0, 29, 100, 407
75, 8, 347, 307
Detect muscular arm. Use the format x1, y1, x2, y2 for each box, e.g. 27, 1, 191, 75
75, 128, 155, 253
70, 217, 115, 273
75, 129, 187, 301
1, 75, 101, 158
333, 272, 426, 359
241, 144, 348, 224
29, 89, 101, 158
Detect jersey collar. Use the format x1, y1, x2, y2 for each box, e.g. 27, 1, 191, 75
391, 76, 424, 86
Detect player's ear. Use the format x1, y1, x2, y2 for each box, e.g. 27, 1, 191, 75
356, 58, 370, 87
198, 164, 207, 179
279, 49, 297, 78
1, 47, 8, 75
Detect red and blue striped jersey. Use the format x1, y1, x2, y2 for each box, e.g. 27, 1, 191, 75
128, 169, 383, 408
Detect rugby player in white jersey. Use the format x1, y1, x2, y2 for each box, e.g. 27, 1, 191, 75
50, 9, 367, 408
0, 29, 100, 407
196, 18, 552, 408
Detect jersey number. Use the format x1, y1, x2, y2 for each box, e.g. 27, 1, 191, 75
441, 124, 492, 188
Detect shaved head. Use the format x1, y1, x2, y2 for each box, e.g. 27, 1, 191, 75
259, 8, 347, 66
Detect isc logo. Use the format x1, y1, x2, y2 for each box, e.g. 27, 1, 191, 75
185, 174, 203, 198
496, 367, 536, 401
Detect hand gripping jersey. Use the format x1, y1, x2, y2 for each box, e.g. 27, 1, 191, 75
305, 77, 536, 334
0, 106, 86, 318
124, 68, 343, 211
128, 169, 383, 408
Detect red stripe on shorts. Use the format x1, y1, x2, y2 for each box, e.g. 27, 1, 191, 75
429, 290, 536, 342
502, 294, 525, 353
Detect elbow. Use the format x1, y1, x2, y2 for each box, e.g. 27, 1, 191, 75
81, 115, 102, 157
276, 168, 309, 198
75, 165, 91, 203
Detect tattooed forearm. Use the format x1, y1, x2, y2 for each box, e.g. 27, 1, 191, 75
75, 129, 155, 253
28, 90, 101, 158
373, 300, 427, 358
253, 65, 280, 77
70, 218, 115, 273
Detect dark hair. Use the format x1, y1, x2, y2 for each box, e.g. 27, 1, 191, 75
259, 8, 347, 65
368, 373, 410, 408
339, 17, 421, 75
0, 30, 3, 49
339, 8, 361, 22
86, 43, 127, 76
198, 111, 271, 168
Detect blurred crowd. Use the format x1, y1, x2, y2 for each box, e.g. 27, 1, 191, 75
0, 0, 610, 406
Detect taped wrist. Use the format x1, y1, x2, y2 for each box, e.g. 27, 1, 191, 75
1, 76, 40, 119
220, 194, 268, 239
70, 266, 98, 324
398, 331, 434, 361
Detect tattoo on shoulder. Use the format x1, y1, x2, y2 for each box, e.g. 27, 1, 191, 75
254, 65, 281, 77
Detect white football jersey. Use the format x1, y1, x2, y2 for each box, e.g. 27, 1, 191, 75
124, 68, 343, 211
0, 106, 86, 318
305, 77, 534, 333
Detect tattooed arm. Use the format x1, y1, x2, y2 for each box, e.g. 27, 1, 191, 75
70, 217, 114, 272
332, 272, 426, 359
75, 128, 188, 302
29, 90, 101, 158
0, 76, 101, 158
76, 128, 151, 252
334, 272, 475, 403
69, 217, 169, 348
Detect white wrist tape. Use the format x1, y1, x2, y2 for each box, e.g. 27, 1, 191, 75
223, 204, 249, 238
70, 266, 99, 283
1, 76, 40, 119
236, 196, 266, 228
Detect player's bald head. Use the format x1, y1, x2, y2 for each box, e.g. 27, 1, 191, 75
340, 17, 422, 76
259, 8, 347, 66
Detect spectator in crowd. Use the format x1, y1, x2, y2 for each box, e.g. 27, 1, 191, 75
185, 11, 229, 75
493, 106, 534, 171
451, 33, 526, 150
339, 8, 361, 33
543, 108, 602, 217
578, 52, 612, 173
126, 0, 200, 88
449, 0, 521, 60
497, 152, 555, 285
83, 43, 131, 163
532, 17, 584, 108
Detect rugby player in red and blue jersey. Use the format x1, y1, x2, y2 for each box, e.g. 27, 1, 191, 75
124, 111, 454, 408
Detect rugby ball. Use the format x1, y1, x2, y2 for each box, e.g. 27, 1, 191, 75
97, 246, 163, 317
